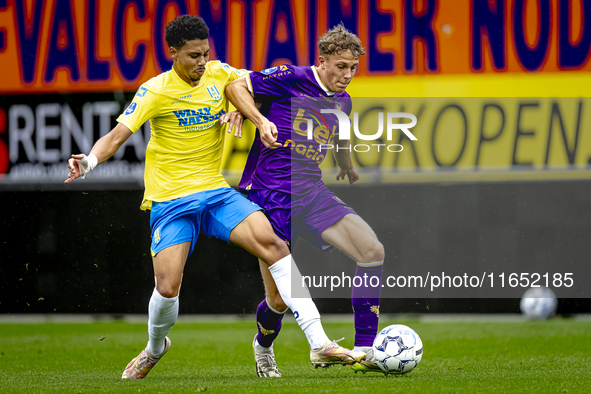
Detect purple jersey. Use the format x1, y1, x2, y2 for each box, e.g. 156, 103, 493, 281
239, 65, 352, 195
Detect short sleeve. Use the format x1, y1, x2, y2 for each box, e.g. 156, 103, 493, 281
220, 63, 249, 83
246, 65, 296, 101
116, 85, 159, 133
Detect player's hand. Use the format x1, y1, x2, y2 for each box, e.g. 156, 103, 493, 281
64, 154, 86, 184
220, 110, 244, 138
259, 120, 281, 149
336, 166, 359, 184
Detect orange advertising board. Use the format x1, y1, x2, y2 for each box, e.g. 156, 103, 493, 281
1, 0, 590, 94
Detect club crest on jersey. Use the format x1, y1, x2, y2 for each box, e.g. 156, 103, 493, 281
206, 85, 221, 101
124, 102, 137, 115
261, 66, 278, 75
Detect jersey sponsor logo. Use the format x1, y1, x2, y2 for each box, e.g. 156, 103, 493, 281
136, 86, 147, 97
262, 70, 292, 80
282, 139, 327, 164
171, 94, 194, 105
172, 107, 226, 127
206, 85, 221, 101
261, 66, 278, 75
124, 102, 137, 115
261, 65, 289, 79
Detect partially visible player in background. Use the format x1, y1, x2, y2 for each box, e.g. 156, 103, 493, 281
226, 23, 385, 377
65, 15, 365, 380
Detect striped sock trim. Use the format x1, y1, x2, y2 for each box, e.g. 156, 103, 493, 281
357, 261, 384, 268
265, 297, 288, 314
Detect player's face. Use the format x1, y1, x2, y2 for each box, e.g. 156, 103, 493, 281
170, 39, 210, 85
318, 50, 359, 93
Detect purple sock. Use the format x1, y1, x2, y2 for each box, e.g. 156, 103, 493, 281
352, 264, 383, 347
256, 299, 284, 348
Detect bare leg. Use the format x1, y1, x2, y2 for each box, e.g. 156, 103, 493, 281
321, 214, 385, 349
152, 242, 191, 297
229, 211, 289, 264
320, 214, 384, 265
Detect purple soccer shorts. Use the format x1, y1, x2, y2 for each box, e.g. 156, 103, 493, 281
248, 183, 357, 250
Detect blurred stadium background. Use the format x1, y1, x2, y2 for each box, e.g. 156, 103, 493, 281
1, 0, 590, 316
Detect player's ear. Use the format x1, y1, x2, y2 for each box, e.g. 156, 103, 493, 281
169, 46, 178, 59
319, 55, 326, 69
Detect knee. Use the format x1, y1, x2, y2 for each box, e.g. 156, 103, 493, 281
360, 239, 385, 265
259, 232, 290, 263
156, 280, 181, 298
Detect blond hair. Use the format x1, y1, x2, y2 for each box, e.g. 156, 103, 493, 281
318, 23, 365, 58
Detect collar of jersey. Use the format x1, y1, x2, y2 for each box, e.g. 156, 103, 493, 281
171, 65, 206, 88
311, 66, 335, 96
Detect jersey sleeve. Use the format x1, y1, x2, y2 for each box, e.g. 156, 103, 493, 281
332, 94, 352, 138
337, 94, 353, 117
116, 85, 160, 133
246, 65, 296, 100
219, 62, 249, 82
346, 95, 353, 117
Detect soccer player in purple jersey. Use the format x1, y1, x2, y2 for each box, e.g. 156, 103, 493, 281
226, 24, 385, 377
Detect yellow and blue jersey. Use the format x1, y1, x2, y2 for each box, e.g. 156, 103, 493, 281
116, 61, 248, 210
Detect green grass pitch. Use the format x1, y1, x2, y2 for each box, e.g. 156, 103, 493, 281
0, 317, 590, 393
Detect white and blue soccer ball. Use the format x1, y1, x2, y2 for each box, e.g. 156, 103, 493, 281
372, 324, 423, 374
520, 286, 558, 319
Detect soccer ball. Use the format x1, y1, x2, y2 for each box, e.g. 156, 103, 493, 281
520, 286, 558, 319
372, 324, 423, 374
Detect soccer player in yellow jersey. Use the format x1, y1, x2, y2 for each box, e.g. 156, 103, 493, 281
64, 15, 365, 379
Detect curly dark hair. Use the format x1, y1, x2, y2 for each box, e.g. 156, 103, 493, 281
318, 23, 365, 58
165, 15, 209, 48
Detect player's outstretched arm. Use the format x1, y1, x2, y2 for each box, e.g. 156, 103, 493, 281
226, 78, 281, 149
333, 133, 359, 184
65, 123, 133, 184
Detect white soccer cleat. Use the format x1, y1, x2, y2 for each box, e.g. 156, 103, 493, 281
310, 338, 366, 368
121, 337, 171, 379
253, 334, 282, 377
